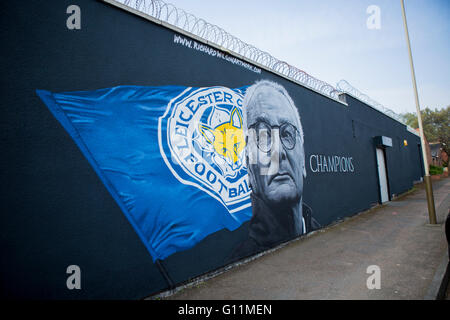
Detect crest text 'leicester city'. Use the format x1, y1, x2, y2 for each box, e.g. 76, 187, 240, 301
159, 87, 251, 214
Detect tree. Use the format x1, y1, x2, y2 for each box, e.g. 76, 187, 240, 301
401, 106, 450, 156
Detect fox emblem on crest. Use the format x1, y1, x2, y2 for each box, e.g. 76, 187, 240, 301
199, 107, 245, 176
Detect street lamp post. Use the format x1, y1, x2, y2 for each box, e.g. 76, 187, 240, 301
400, 0, 437, 224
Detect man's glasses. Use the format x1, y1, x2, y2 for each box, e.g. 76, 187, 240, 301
248, 121, 299, 153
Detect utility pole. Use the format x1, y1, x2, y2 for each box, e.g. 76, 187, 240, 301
400, 0, 437, 224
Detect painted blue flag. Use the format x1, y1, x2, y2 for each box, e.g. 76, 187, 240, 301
36, 85, 252, 261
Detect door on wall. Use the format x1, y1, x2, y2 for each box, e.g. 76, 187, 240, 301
376, 148, 389, 203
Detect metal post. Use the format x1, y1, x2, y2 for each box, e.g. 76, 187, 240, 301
400, 0, 437, 224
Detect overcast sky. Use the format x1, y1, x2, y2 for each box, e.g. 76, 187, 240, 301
163, 0, 450, 115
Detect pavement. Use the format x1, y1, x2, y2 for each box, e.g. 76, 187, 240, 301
157, 177, 450, 300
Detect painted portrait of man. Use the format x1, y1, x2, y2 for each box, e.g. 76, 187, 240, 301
229, 80, 321, 260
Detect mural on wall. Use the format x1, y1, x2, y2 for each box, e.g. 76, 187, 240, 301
160, 86, 251, 215
229, 80, 321, 261
36, 81, 319, 263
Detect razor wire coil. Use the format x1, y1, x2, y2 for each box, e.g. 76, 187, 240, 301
120, 0, 340, 100
118, 0, 406, 125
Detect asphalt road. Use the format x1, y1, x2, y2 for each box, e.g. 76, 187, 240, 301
157, 177, 450, 300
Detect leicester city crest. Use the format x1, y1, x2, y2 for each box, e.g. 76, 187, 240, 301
158, 87, 251, 214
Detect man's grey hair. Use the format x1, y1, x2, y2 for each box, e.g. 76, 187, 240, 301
242, 80, 304, 144
242, 80, 306, 176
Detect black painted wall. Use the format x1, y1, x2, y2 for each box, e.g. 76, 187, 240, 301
1, 0, 422, 299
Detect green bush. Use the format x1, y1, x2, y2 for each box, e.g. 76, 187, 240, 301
429, 165, 444, 175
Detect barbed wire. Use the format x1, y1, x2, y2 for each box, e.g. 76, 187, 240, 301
336, 80, 406, 124
116, 0, 407, 127
119, 0, 340, 100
